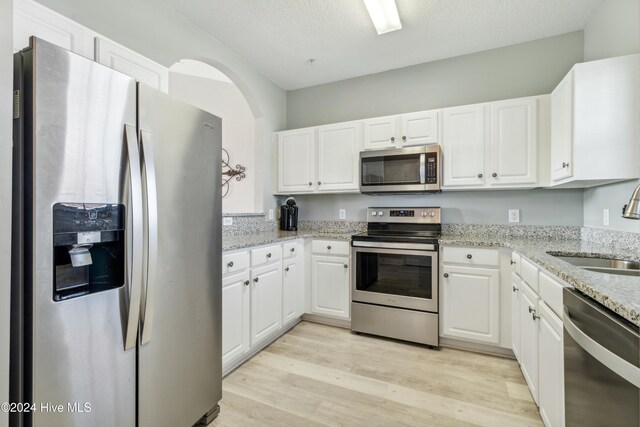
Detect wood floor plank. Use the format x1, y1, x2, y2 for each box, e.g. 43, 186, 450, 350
212, 321, 543, 427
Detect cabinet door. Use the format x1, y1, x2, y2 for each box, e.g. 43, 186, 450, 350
14, 0, 95, 57
95, 37, 169, 93
399, 110, 439, 146
250, 263, 283, 345
441, 265, 500, 344
551, 72, 574, 182
282, 257, 303, 325
518, 283, 539, 404
317, 122, 362, 191
441, 105, 486, 187
538, 302, 564, 427
311, 255, 350, 319
222, 272, 250, 367
277, 129, 316, 193
490, 98, 537, 185
511, 274, 521, 362
363, 116, 398, 150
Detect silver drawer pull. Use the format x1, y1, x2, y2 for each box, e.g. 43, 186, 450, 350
290, 248, 295, 252
466, 254, 472, 259
443, 273, 449, 278
267, 253, 272, 258
285, 267, 290, 272
532, 312, 540, 320
344, 264, 348, 268
327, 245, 332, 250
254, 277, 259, 283
512, 286, 518, 292
510, 260, 516, 265
244, 280, 250, 286
227, 261, 234, 268
528, 306, 535, 313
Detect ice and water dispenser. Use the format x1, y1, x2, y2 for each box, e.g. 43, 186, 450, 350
53, 203, 126, 301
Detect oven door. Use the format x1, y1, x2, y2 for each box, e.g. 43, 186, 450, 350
352, 246, 438, 312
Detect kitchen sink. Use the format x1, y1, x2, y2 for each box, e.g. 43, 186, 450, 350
550, 254, 640, 277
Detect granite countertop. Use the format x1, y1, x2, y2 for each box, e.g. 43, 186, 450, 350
222, 230, 354, 251
441, 234, 640, 327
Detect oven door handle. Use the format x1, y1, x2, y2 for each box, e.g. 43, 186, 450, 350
563, 306, 640, 389
352, 241, 436, 251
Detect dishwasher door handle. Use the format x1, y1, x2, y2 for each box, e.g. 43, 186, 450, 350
563, 306, 640, 389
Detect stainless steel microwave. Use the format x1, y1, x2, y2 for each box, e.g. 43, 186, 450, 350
359, 145, 441, 194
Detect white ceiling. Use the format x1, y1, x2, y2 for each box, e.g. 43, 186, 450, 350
164, 0, 602, 90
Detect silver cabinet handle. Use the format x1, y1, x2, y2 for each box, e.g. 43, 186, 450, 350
254, 277, 259, 283
227, 261, 234, 268
478, 173, 483, 178
308, 182, 312, 186
512, 286, 518, 292
285, 267, 290, 272
563, 306, 640, 388
327, 245, 332, 250
402, 136, 406, 141
466, 254, 472, 259
443, 273, 449, 278
510, 260, 516, 265
123, 124, 144, 351
390, 136, 395, 142
562, 162, 570, 168
290, 248, 295, 252
344, 264, 348, 268
528, 306, 535, 313
318, 181, 321, 185
267, 253, 272, 258
244, 280, 250, 286
139, 130, 159, 346
492, 172, 498, 178
532, 312, 540, 320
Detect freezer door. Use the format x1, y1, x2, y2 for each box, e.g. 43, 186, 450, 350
137, 84, 222, 427
25, 38, 137, 426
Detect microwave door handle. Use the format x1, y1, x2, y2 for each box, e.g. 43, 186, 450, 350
419, 153, 426, 184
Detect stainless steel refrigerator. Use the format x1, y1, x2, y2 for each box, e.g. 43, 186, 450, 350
11, 37, 222, 427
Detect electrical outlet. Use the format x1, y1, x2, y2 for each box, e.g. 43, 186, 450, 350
223, 217, 233, 226
508, 209, 520, 223
268, 209, 274, 220
339, 209, 346, 220
603, 209, 610, 226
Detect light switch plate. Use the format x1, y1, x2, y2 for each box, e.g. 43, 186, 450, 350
603, 209, 610, 226
339, 209, 346, 220
508, 209, 520, 223
222, 217, 233, 226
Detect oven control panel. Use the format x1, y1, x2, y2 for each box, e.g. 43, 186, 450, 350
368, 207, 441, 223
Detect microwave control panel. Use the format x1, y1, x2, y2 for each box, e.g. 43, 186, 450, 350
425, 153, 438, 184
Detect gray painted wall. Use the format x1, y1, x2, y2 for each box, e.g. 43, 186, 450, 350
287, 31, 584, 128
37, 0, 287, 215
582, 0, 640, 232
288, 189, 583, 225
1, 0, 12, 423
285, 32, 586, 225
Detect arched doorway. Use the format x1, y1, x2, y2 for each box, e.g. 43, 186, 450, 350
168, 59, 264, 214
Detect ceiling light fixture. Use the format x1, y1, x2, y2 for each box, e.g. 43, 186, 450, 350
363, 0, 402, 35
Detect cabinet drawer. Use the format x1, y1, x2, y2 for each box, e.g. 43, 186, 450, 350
511, 252, 521, 276
312, 240, 349, 256
222, 251, 250, 276
282, 241, 299, 259
539, 271, 566, 317
520, 258, 539, 292
442, 247, 499, 267
251, 244, 283, 267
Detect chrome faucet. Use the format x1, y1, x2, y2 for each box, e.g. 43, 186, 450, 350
622, 183, 640, 219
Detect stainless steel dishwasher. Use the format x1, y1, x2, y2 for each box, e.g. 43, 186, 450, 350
563, 288, 640, 427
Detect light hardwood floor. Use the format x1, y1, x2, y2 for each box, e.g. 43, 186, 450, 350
211, 321, 542, 427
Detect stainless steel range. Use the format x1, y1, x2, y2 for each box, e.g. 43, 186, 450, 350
351, 207, 440, 346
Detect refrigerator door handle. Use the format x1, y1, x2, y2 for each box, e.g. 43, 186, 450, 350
140, 129, 159, 345
124, 124, 144, 351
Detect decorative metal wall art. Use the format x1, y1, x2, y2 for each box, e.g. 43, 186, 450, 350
221, 148, 246, 198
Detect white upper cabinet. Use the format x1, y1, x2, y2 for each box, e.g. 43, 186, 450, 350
363, 116, 398, 150
316, 121, 362, 191
95, 37, 169, 92
442, 104, 486, 187
490, 98, 537, 186
13, 0, 95, 57
363, 110, 439, 150
277, 122, 362, 194
442, 97, 543, 190
277, 128, 316, 193
550, 54, 640, 187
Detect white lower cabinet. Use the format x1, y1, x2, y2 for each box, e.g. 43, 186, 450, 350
511, 273, 521, 362
311, 254, 350, 319
441, 265, 500, 344
250, 262, 283, 346
221, 271, 250, 366
538, 302, 564, 427
282, 255, 303, 325
518, 281, 539, 404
